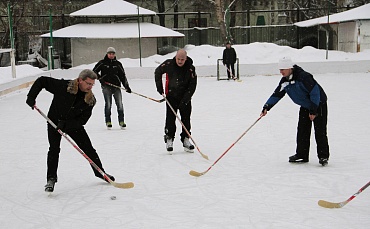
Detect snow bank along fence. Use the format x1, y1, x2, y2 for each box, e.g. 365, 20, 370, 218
124, 60, 370, 78
0, 69, 78, 97
0, 80, 34, 97
1, 60, 369, 96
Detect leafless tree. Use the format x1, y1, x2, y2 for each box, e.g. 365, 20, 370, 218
0, 0, 30, 62
192, 0, 229, 43
157, 0, 166, 26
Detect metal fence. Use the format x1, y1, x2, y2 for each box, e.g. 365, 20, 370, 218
158, 24, 317, 52
1, 4, 355, 67
1, 23, 320, 67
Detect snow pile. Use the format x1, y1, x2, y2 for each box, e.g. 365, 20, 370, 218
0, 64, 44, 84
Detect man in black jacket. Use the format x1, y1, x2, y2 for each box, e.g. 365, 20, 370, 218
155, 49, 197, 153
26, 69, 115, 192
93, 47, 131, 129
222, 42, 237, 80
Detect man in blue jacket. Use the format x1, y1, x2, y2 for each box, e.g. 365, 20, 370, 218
260, 57, 330, 166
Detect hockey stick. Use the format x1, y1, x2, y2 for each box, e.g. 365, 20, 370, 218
226, 65, 242, 82
162, 95, 209, 160
318, 181, 370, 208
104, 81, 165, 103
189, 116, 262, 177
34, 105, 134, 189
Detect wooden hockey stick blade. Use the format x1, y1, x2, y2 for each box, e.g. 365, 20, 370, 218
318, 200, 346, 208
111, 181, 134, 189
318, 181, 370, 208
200, 153, 209, 160
189, 170, 207, 177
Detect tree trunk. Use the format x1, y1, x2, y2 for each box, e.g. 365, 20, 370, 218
214, 0, 227, 44
174, 3, 178, 28
157, 0, 165, 27
230, 1, 236, 27
229, 1, 236, 43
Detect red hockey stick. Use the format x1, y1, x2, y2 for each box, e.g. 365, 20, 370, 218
34, 105, 134, 189
318, 181, 370, 208
189, 116, 262, 177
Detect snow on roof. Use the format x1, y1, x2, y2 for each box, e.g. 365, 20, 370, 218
70, 0, 155, 17
0, 49, 12, 54
295, 3, 370, 27
40, 23, 184, 39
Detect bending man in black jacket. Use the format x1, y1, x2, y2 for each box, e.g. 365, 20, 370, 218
93, 47, 131, 129
26, 69, 115, 192
155, 49, 197, 153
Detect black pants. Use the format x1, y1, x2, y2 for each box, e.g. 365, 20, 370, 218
296, 103, 330, 160
46, 124, 104, 181
165, 97, 192, 142
225, 63, 235, 79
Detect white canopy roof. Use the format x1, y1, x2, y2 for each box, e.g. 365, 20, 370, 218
41, 23, 184, 38
70, 0, 156, 17
0, 49, 12, 54
295, 3, 370, 27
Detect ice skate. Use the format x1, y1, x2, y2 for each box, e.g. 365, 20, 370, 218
164, 135, 174, 153
183, 137, 194, 153
45, 178, 57, 193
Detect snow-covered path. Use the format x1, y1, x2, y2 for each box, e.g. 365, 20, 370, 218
1, 73, 370, 228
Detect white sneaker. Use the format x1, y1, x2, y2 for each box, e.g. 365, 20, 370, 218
166, 138, 173, 152
183, 137, 194, 153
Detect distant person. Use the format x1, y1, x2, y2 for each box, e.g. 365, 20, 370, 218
222, 42, 237, 80
260, 57, 330, 166
26, 69, 115, 192
93, 47, 131, 129
155, 49, 197, 153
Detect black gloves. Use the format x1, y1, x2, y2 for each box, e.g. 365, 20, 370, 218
309, 111, 317, 116
126, 87, 132, 93
57, 120, 67, 132
26, 97, 35, 109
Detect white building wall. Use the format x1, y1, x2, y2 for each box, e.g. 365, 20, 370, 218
338, 21, 357, 52
359, 20, 370, 52
337, 20, 370, 53
71, 38, 157, 66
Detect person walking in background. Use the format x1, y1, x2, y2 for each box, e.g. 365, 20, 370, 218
93, 47, 131, 130
222, 42, 237, 80
260, 57, 330, 166
26, 69, 115, 192
155, 49, 197, 153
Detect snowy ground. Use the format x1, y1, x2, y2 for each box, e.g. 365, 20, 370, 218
1, 44, 370, 228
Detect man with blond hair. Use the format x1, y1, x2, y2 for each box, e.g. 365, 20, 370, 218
26, 69, 115, 192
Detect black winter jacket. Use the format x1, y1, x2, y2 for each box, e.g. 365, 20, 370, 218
154, 56, 197, 104
93, 55, 130, 89
222, 47, 237, 65
27, 76, 96, 132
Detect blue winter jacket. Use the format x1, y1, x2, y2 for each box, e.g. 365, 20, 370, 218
263, 65, 327, 115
